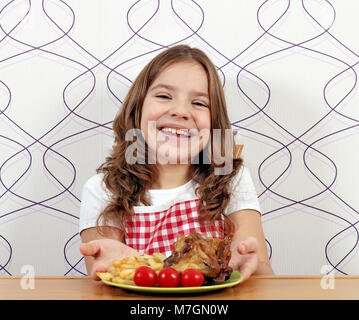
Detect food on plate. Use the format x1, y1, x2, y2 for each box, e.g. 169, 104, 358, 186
181, 269, 205, 287
157, 267, 181, 287
133, 266, 157, 287
134, 266, 158, 287
163, 231, 233, 285
97, 252, 166, 285
97, 231, 233, 288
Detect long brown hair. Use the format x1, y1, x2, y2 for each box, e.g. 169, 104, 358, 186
96, 45, 243, 235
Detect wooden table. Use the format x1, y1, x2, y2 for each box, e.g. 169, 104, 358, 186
1, 275, 358, 300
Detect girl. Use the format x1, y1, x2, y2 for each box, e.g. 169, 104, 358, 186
79, 45, 274, 282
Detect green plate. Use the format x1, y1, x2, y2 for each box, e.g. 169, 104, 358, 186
101, 271, 243, 293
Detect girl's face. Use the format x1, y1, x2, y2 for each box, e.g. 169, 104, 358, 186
140, 60, 211, 165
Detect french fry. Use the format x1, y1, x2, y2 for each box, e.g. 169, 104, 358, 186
96, 272, 112, 281
112, 277, 134, 285
98, 253, 166, 285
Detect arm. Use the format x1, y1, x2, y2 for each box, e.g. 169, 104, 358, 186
80, 226, 138, 280
228, 209, 274, 280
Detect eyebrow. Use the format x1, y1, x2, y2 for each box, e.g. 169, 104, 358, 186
149, 83, 209, 99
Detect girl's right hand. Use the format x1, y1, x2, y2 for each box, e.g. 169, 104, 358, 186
79, 238, 138, 280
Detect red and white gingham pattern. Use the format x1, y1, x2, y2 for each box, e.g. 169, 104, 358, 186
125, 199, 224, 256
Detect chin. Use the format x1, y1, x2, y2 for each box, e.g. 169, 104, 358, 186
154, 148, 193, 165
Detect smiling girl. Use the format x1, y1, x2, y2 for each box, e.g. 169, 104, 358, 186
79, 45, 274, 282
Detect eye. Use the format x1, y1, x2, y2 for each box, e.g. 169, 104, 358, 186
156, 94, 171, 99
193, 101, 208, 108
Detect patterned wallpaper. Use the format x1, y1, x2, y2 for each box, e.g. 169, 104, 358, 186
0, 0, 358, 276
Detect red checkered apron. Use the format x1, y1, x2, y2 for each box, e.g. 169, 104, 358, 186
125, 199, 224, 256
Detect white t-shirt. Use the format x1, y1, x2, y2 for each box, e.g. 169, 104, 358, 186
79, 166, 262, 235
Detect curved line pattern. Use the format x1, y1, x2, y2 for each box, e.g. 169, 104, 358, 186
0, 234, 12, 275
0, 0, 358, 276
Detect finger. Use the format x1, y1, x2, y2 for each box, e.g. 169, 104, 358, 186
238, 255, 258, 282
228, 258, 240, 271
92, 263, 108, 281
237, 237, 258, 255
80, 241, 101, 257
239, 265, 252, 283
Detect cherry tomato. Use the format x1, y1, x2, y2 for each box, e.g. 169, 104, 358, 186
158, 267, 180, 287
181, 269, 204, 287
134, 266, 157, 287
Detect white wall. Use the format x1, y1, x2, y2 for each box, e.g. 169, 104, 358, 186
0, 0, 358, 276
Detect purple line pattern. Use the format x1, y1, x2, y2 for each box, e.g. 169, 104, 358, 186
0, 0, 358, 276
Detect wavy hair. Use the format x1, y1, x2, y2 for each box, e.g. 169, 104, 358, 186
96, 45, 243, 236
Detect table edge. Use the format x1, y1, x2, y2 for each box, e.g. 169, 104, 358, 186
1, 275, 359, 280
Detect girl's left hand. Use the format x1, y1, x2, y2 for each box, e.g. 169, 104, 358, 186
229, 237, 259, 282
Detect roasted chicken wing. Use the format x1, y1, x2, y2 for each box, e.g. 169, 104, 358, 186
163, 231, 233, 284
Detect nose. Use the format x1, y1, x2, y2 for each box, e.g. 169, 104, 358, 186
169, 100, 190, 120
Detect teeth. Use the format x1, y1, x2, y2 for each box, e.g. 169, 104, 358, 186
161, 127, 191, 137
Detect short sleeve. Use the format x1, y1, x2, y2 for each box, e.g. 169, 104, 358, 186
79, 174, 115, 233
224, 166, 262, 216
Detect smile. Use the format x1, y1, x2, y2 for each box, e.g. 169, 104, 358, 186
159, 127, 192, 138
